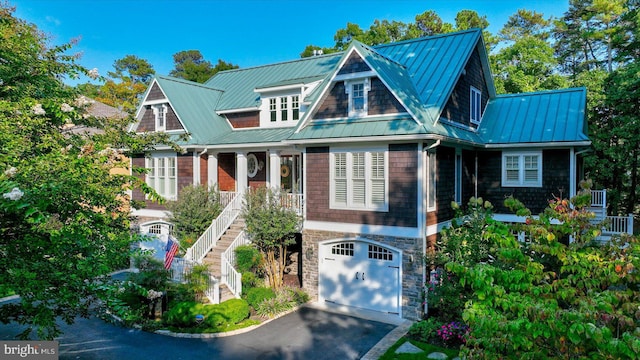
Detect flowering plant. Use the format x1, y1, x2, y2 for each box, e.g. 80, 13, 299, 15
436, 321, 469, 346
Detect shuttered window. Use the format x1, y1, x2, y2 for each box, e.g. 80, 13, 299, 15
330, 148, 388, 211
502, 152, 542, 187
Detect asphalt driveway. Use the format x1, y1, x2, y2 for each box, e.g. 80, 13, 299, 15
0, 305, 396, 360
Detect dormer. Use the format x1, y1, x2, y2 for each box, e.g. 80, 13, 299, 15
253, 80, 321, 128
134, 80, 187, 134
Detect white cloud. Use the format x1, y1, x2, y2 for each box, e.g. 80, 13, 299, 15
45, 15, 61, 26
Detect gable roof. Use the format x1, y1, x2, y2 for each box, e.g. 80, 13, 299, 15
478, 87, 589, 146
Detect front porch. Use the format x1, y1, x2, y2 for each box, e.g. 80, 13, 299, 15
589, 189, 634, 240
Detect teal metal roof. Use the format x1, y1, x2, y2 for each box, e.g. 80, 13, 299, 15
478, 88, 589, 145
206, 127, 296, 146
289, 114, 425, 140
205, 55, 342, 111
153, 76, 230, 145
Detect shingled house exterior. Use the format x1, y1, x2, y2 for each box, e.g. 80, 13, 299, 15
129, 29, 590, 320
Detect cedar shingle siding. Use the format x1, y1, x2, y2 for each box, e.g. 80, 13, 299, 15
477, 149, 570, 214
441, 48, 489, 128
369, 77, 406, 115
305, 144, 418, 228
337, 52, 371, 75
136, 104, 184, 132
227, 111, 260, 128
147, 83, 165, 101
315, 82, 348, 119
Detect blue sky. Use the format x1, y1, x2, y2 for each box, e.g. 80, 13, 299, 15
12, 0, 569, 85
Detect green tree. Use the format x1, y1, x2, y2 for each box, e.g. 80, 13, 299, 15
0, 4, 167, 339
499, 9, 552, 42
410, 10, 454, 37
170, 50, 238, 83
166, 185, 221, 247
96, 55, 155, 112
242, 187, 300, 289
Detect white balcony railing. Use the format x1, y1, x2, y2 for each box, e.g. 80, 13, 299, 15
221, 231, 250, 298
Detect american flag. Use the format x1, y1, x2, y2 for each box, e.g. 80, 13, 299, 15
164, 237, 179, 270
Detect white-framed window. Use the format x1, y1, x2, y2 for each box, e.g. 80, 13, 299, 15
291, 95, 300, 120
345, 78, 370, 118
247, 153, 259, 178
269, 98, 277, 122
146, 154, 177, 200
502, 151, 542, 187
330, 147, 388, 211
470, 86, 482, 124
280, 97, 288, 121
152, 104, 168, 131
427, 151, 437, 211
455, 150, 462, 204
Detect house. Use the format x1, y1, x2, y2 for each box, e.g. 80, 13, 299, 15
129, 29, 595, 320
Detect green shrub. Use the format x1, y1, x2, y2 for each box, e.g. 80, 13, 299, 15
163, 301, 201, 328
214, 298, 250, 324
163, 299, 250, 330
245, 287, 276, 308
166, 185, 221, 243
165, 283, 196, 307
184, 264, 210, 302
241, 271, 262, 289
407, 318, 441, 343
235, 245, 262, 273
254, 287, 308, 318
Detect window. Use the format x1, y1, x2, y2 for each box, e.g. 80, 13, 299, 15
331, 242, 354, 256
502, 152, 542, 187
368, 244, 393, 261
146, 155, 177, 199
345, 79, 369, 117
280, 97, 288, 121
427, 151, 437, 211
330, 148, 388, 211
455, 151, 462, 204
152, 104, 168, 131
269, 98, 277, 122
247, 153, 258, 178
470, 86, 482, 124
291, 95, 299, 120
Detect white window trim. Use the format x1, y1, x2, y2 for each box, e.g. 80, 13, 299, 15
427, 151, 437, 211
454, 149, 462, 205
345, 78, 370, 118
470, 86, 482, 125
247, 153, 259, 178
261, 94, 302, 127
146, 153, 177, 200
501, 151, 543, 187
330, 146, 388, 212
152, 104, 168, 132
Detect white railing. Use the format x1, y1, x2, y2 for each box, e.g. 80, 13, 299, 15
219, 191, 237, 209
591, 190, 607, 209
185, 192, 242, 263
168, 257, 220, 304
282, 193, 304, 216
602, 215, 634, 235
221, 231, 250, 298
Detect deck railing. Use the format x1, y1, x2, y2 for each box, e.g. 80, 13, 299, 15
221, 231, 250, 298
185, 192, 242, 263
591, 190, 607, 209
602, 215, 634, 235
282, 193, 304, 216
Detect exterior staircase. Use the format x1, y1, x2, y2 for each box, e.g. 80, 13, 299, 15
201, 217, 245, 302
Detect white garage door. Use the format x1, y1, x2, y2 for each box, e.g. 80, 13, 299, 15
319, 239, 401, 315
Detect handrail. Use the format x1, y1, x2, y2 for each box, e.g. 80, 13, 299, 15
282, 193, 304, 216
590, 190, 607, 208
221, 231, 250, 298
601, 215, 634, 235
185, 192, 242, 262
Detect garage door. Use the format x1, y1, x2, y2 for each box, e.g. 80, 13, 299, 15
319, 239, 401, 315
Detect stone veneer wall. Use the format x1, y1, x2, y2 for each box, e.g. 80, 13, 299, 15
302, 229, 424, 321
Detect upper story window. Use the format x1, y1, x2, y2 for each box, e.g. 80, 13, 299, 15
330, 147, 388, 211
502, 151, 542, 187
152, 104, 168, 131
263, 95, 300, 125
470, 86, 482, 124
146, 154, 177, 200
345, 78, 370, 118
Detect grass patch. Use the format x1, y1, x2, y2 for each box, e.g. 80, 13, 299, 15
379, 337, 459, 360
0, 284, 15, 298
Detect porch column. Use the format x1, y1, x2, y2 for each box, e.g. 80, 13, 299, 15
236, 152, 248, 193
208, 153, 218, 189
269, 150, 281, 191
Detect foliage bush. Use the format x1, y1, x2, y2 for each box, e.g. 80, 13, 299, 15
407, 318, 441, 343
441, 186, 640, 359
254, 286, 309, 318
241, 271, 262, 289
235, 244, 262, 273
244, 287, 276, 309
162, 299, 250, 331
183, 264, 210, 302
166, 185, 221, 246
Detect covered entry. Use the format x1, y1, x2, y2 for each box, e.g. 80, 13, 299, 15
318, 239, 401, 315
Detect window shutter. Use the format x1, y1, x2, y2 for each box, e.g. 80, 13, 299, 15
334, 153, 347, 205
352, 152, 366, 206
370, 152, 385, 206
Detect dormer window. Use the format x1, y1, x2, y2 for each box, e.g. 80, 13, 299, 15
270, 99, 277, 122
470, 86, 482, 124
152, 104, 168, 131
280, 97, 288, 121
263, 95, 300, 124
292, 95, 300, 120
345, 78, 370, 118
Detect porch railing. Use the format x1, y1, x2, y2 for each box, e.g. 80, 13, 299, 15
221, 231, 250, 298
168, 257, 220, 304
282, 193, 304, 216
219, 191, 237, 209
185, 192, 242, 263
601, 215, 634, 235
590, 190, 607, 209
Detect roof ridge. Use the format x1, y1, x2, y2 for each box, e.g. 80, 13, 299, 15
354, 41, 406, 69
210, 52, 344, 76
156, 75, 225, 92
373, 28, 481, 49
494, 87, 586, 98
